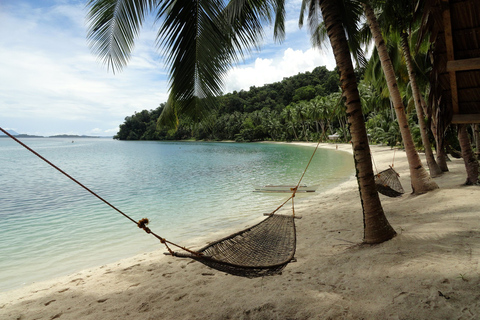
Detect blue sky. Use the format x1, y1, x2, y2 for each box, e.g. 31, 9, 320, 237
0, 0, 336, 136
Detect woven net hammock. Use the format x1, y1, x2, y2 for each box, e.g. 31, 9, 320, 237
375, 167, 404, 197
170, 214, 296, 278
0, 127, 313, 279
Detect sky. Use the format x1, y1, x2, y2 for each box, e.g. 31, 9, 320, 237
0, 0, 336, 137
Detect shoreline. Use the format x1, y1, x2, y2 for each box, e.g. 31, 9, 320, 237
0, 140, 345, 293
2, 143, 480, 319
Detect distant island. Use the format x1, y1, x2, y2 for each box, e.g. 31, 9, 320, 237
0, 131, 112, 139
0, 129, 20, 136
0, 132, 44, 138
15, 134, 45, 138
48, 134, 106, 139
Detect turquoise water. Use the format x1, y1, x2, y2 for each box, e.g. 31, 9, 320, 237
0, 138, 353, 291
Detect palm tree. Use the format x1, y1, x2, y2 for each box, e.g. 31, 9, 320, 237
281, 105, 300, 140
295, 101, 310, 140
88, 0, 396, 244
400, 30, 443, 177
458, 125, 479, 185
303, 0, 396, 243
379, 0, 442, 177
475, 125, 480, 155
86, 0, 285, 124
309, 96, 330, 140
363, 1, 439, 194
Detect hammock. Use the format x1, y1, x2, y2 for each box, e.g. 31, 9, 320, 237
375, 166, 404, 197
169, 214, 296, 278
0, 127, 316, 278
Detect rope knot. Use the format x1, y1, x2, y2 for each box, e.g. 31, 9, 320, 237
290, 187, 297, 197
138, 218, 151, 233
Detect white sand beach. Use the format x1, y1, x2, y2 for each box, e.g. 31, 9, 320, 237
1, 143, 479, 320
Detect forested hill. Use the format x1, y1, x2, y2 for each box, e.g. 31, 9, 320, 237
114, 66, 345, 142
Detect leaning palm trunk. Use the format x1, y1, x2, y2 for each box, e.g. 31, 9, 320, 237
364, 3, 438, 194
436, 144, 449, 171
458, 125, 479, 185
475, 124, 480, 156
431, 105, 450, 171
292, 123, 299, 140
319, 0, 396, 244
420, 94, 449, 171
400, 31, 442, 178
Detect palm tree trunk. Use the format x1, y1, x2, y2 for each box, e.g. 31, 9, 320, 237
436, 145, 449, 171
458, 125, 479, 185
432, 105, 450, 172
400, 31, 443, 178
292, 123, 299, 140
319, 0, 396, 244
474, 124, 480, 157
420, 94, 449, 171
364, 3, 438, 194
320, 122, 326, 140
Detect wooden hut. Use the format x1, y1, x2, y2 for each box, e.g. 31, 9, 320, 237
421, 0, 480, 124
420, 0, 479, 183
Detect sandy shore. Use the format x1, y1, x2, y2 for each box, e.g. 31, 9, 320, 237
1, 143, 479, 320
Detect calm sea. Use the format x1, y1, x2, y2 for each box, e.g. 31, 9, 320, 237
0, 138, 353, 291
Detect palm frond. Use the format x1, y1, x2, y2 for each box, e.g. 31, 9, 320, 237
272, 0, 286, 42
88, 0, 285, 127
225, 0, 286, 53
338, 0, 366, 67
225, 0, 268, 57
86, 0, 156, 73
299, 0, 321, 35
155, 0, 234, 122
300, 0, 365, 66
311, 22, 329, 49
157, 0, 284, 125
157, 96, 178, 128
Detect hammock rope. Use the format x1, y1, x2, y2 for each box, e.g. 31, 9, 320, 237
0, 127, 199, 256
266, 140, 322, 218
1, 126, 321, 276
167, 141, 322, 277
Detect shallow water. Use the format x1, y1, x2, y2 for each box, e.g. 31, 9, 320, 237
0, 138, 353, 291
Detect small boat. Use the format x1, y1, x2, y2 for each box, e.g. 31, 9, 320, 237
254, 184, 319, 193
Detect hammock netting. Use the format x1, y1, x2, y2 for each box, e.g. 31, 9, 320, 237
170, 214, 296, 278
0, 127, 305, 279
375, 167, 404, 197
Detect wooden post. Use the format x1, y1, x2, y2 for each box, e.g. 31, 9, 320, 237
442, 0, 459, 115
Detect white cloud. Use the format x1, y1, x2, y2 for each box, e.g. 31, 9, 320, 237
0, 0, 169, 136
104, 127, 120, 134
224, 47, 336, 92
0, 0, 337, 136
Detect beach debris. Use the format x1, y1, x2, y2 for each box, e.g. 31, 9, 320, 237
438, 291, 450, 300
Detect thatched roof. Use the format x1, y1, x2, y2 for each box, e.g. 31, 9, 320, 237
421, 0, 480, 124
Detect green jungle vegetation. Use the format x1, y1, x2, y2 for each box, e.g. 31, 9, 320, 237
114, 63, 458, 151
89, 0, 478, 244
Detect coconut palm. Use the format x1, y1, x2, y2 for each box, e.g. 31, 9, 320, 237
400, 31, 443, 177
281, 105, 300, 140
86, 0, 285, 125
309, 96, 331, 140
458, 125, 479, 185
295, 101, 311, 140
363, 1, 438, 194
379, 0, 443, 177
88, 0, 396, 243
302, 0, 396, 243
475, 125, 480, 154
305, 0, 439, 192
